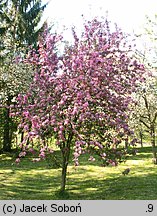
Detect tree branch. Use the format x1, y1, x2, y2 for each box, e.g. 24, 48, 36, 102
153, 112, 157, 124
140, 119, 150, 129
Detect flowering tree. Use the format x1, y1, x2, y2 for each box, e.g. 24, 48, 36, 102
15, 18, 146, 192
0, 48, 34, 151
130, 76, 157, 164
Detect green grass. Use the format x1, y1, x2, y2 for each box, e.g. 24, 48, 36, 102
0, 146, 157, 200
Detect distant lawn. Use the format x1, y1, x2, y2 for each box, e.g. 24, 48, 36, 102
0, 145, 157, 200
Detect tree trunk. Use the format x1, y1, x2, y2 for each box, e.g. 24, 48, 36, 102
60, 155, 69, 193
125, 136, 128, 148
3, 97, 12, 152
150, 125, 157, 164
21, 131, 24, 143
60, 142, 71, 192
60, 131, 73, 192
139, 131, 143, 147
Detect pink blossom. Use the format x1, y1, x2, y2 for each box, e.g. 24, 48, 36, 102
72, 106, 78, 115
111, 161, 117, 166
64, 119, 69, 125
40, 147, 46, 152
101, 153, 106, 158
29, 131, 37, 136
88, 156, 96, 161
19, 151, 26, 157
39, 151, 45, 159
23, 111, 29, 118
29, 148, 36, 154
74, 152, 80, 158
83, 102, 88, 109
95, 141, 103, 149
48, 148, 54, 153
59, 99, 65, 105
24, 125, 29, 131
59, 125, 64, 131
15, 158, 20, 164
74, 159, 79, 166
14, 18, 146, 171
77, 147, 82, 154
32, 158, 41, 162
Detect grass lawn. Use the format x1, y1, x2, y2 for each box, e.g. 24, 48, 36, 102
0, 146, 157, 200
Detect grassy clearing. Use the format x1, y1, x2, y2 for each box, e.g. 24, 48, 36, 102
0, 146, 157, 200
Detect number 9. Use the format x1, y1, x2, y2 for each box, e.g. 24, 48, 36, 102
148, 204, 153, 212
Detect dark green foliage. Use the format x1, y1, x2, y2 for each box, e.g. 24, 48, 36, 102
45, 151, 62, 169
0, 0, 47, 52
0, 0, 47, 152
9, 0, 47, 48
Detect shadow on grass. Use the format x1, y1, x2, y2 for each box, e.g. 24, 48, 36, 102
74, 146, 155, 165
0, 147, 157, 200
0, 145, 154, 168
67, 172, 157, 200
0, 168, 62, 200
0, 161, 157, 200
126, 146, 155, 161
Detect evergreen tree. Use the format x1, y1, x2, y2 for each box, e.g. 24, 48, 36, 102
0, 0, 47, 152
1, 0, 47, 49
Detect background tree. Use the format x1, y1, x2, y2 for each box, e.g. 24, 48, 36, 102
0, 0, 47, 152
130, 14, 157, 163
14, 18, 146, 193
134, 14, 157, 70
130, 78, 157, 164
1, 0, 47, 49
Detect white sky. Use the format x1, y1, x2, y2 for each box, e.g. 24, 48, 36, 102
42, 0, 157, 34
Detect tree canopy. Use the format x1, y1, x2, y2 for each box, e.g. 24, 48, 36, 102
13, 18, 147, 192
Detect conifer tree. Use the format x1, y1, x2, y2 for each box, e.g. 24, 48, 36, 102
0, 0, 47, 152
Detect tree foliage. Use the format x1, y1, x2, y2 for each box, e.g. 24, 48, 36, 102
131, 14, 157, 163
0, 0, 47, 49
130, 77, 157, 163
0, 0, 47, 152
